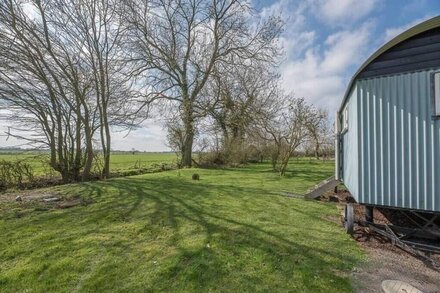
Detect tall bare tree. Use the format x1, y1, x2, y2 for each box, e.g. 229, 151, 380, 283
305, 107, 329, 160
258, 96, 311, 176
123, 0, 282, 167
47, 0, 133, 178
0, 0, 97, 181
0, 0, 136, 181
204, 59, 280, 163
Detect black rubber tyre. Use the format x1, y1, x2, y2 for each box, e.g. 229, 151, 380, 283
344, 203, 354, 235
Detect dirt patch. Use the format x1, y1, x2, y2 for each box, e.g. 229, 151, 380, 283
318, 190, 440, 292
56, 198, 83, 209
0, 190, 92, 219
349, 212, 440, 292
0, 190, 60, 201
352, 245, 440, 292
319, 188, 355, 203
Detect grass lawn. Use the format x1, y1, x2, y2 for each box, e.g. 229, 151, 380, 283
110, 152, 177, 172
0, 160, 364, 292
0, 152, 177, 176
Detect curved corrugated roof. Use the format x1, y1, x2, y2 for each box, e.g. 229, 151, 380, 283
339, 15, 440, 113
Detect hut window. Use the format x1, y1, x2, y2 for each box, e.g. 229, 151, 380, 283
342, 106, 348, 131
435, 72, 440, 116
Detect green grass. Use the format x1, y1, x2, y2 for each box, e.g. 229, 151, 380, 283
0, 152, 177, 176
109, 152, 177, 172
0, 160, 364, 292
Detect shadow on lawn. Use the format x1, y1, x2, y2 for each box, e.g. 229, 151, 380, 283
64, 176, 358, 291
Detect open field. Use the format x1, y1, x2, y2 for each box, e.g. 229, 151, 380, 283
0, 160, 364, 292
0, 152, 177, 176
108, 152, 177, 171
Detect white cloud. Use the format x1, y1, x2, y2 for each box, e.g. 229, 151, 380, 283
383, 15, 433, 44
0, 119, 170, 152
257, 0, 318, 66
280, 22, 374, 114
310, 0, 379, 26
321, 22, 374, 74
111, 120, 170, 152
257, 0, 378, 118
0, 125, 23, 148
281, 31, 316, 60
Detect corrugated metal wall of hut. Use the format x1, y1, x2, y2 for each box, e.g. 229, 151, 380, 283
342, 88, 359, 200
356, 70, 440, 212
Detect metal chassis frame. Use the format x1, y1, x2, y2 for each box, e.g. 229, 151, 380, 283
355, 205, 440, 271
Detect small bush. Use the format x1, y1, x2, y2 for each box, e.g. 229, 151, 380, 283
0, 160, 35, 190
0, 181, 6, 192
151, 162, 175, 171
195, 139, 268, 168
113, 162, 177, 178
196, 152, 225, 167
192, 173, 200, 180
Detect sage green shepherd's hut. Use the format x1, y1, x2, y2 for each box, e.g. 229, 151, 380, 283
336, 16, 440, 213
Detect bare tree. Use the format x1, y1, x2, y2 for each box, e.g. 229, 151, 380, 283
305, 107, 329, 160
204, 59, 280, 164
123, 0, 282, 167
47, 0, 134, 178
0, 0, 99, 181
258, 96, 311, 176
0, 0, 136, 181
165, 114, 186, 165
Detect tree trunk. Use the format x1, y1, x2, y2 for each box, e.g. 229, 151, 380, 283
73, 106, 82, 181
100, 101, 111, 178
314, 135, 320, 160
181, 97, 194, 167
279, 149, 293, 176
98, 54, 111, 179
271, 151, 279, 170
181, 133, 194, 167
279, 163, 287, 176
103, 126, 111, 178
279, 154, 289, 176
314, 144, 320, 160
82, 113, 94, 180
82, 139, 94, 180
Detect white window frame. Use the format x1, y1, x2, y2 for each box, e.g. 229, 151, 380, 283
434, 72, 440, 117
342, 105, 349, 131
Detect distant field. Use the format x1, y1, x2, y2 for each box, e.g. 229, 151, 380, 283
0, 152, 177, 176
0, 153, 51, 175
110, 153, 177, 171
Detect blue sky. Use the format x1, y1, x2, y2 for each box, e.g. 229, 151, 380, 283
1, 0, 439, 151
255, 0, 440, 114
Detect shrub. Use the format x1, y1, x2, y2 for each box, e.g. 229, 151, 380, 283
0, 160, 35, 190
197, 151, 225, 167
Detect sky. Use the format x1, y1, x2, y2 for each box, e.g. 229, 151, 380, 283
1, 0, 440, 151
255, 0, 440, 114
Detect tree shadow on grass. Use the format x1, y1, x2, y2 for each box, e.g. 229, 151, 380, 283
1, 174, 360, 291
61, 176, 361, 291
